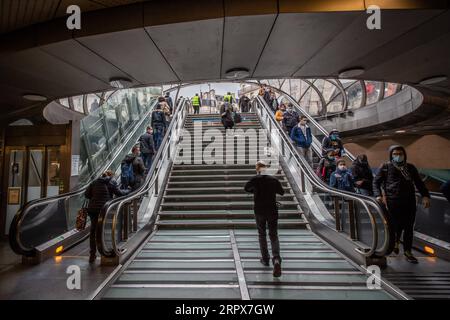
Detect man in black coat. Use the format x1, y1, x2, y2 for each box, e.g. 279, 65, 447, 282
282, 104, 299, 136
139, 126, 156, 171
373, 145, 430, 263
85, 171, 129, 262
244, 161, 284, 277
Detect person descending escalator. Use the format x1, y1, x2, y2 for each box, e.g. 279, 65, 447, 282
275, 104, 285, 125
282, 104, 299, 137
330, 159, 354, 192
121, 145, 146, 191
321, 129, 344, 158
351, 154, 374, 196
191, 93, 201, 114
244, 161, 284, 278
151, 103, 167, 150
270, 91, 279, 113
316, 149, 337, 184
85, 170, 129, 263
239, 94, 251, 113
290, 115, 313, 166
373, 145, 431, 263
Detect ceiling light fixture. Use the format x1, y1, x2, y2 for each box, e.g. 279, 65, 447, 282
23, 94, 48, 102
225, 68, 250, 80
419, 75, 447, 85
395, 130, 406, 134
109, 77, 133, 89
338, 68, 365, 79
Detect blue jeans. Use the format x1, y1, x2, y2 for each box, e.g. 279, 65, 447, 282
153, 127, 164, 150
142, 153, 153, 171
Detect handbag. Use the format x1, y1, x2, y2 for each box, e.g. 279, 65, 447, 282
76, 200, 89, 231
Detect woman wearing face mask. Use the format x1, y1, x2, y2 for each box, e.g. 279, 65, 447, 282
373, 145, 431, 263
330, 160, 354, 192
316, 149, 337, 184
351, 154, 374, 196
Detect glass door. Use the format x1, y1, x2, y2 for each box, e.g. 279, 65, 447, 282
5, 148, 25, 234
26, 148, 45, 202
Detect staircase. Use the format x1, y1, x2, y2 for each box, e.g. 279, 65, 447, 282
99, 113, 396, 300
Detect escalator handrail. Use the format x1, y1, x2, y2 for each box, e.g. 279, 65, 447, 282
9, 99, 159, 256
255, 96, 391, 257
97, 98, 189, 257
270, 88, 357, 161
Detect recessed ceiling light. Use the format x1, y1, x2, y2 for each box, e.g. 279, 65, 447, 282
395, 130, 406, 133
109, 77, 133, 89
338, 68, 365, 78
225, 68, 250, 80
23, 94, 48, 102
419, 76, 447, 85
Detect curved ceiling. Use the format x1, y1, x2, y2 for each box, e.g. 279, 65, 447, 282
0, 0, 449, 121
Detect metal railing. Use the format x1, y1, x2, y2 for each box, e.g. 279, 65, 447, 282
255, 96, 392, 257
9, 99, 159, 257
97, 98, 189, 258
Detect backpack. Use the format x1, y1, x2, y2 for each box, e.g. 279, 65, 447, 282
121, 160, 135, 188
152, 110, 164, 123
234, 112, 242, 124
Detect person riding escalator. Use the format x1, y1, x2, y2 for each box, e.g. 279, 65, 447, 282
85, 170, 129, 263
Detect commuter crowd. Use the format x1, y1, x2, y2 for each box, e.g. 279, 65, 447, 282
261, 86, 434, 265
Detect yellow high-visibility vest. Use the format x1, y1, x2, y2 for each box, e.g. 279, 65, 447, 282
224, 95, 232, 103
191, 96, 200, 106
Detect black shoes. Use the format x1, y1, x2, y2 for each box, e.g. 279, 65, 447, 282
404, 251, 418, 264
260, 258, 270, 266
273, 259, 282, 278
89, 254, 96, 263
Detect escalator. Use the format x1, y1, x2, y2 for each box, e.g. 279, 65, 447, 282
92, 108, 402, 300
261, 90, 450, 299
8, 97, 185, 263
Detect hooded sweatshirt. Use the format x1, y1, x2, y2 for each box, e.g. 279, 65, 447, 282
351, 155, 373, 191
373, 145, 429, 201
321, 130, 344, 157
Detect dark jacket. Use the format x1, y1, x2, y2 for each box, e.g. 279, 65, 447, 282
244, 174, 285, 216
282, 110, 299, 130
165, 96, 173, 113
221, 110, 235, 128
239, 96, 251, 112
351, 156, 373, 192
151, 108, 167, 129
290, 125, 312, 148
441, 180, 450, 203
317, 157, 336, 183
330, 168, 354, 192
139, 132, 156, 155
373, 145, 430, 201
321, 135, 344, 157
122, 154, 146, 188
85, 176, 127, 213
